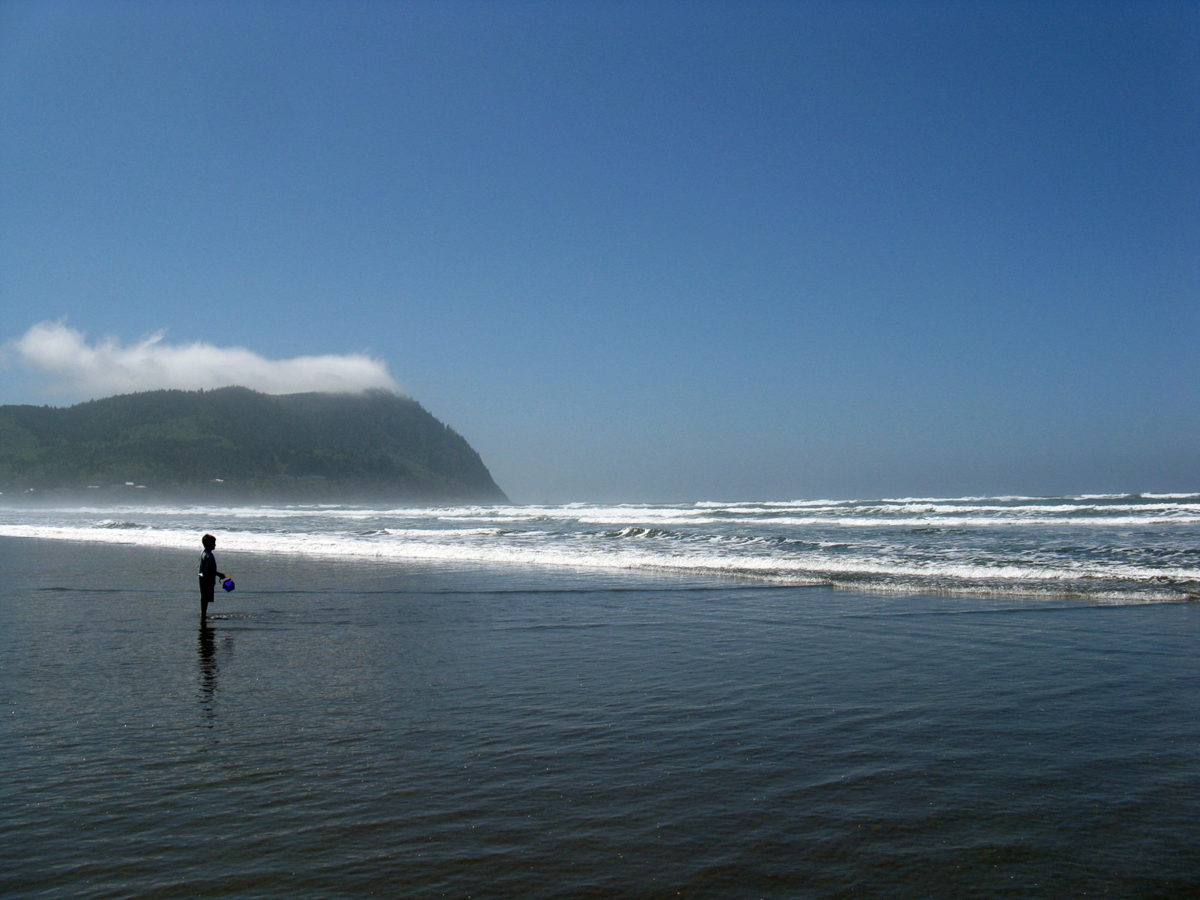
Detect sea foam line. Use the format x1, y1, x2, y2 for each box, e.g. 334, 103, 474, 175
2, 523, 1196, 591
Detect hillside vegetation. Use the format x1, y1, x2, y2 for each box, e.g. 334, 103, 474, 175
0, 387, 507, 503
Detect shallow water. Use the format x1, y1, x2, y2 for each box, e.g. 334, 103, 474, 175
2, 537, 1198, 898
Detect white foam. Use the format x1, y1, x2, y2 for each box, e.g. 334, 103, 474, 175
2, 495, 1196, 599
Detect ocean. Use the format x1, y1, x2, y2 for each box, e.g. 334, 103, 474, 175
1, 493, 1197, 602
1, 495, 1198, 897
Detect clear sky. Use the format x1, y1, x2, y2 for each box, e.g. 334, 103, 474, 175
2, 1, 1197, 502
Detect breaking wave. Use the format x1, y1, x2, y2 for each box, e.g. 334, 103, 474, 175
1, 494, 1197, 602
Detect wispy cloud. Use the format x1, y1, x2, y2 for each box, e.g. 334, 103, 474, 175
6, 321, 400, 397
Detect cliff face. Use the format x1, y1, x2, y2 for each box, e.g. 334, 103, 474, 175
0, 387, 508, 503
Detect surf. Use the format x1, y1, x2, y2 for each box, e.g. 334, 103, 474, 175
0, 494, 1196, 602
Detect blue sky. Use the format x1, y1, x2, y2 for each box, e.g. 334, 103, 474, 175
2, 1, 1197, 502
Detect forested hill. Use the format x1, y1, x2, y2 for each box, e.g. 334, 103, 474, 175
0, 387, 508, 503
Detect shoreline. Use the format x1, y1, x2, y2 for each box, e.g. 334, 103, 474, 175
3, 533, 1199, 898
1, 530, 1193, 609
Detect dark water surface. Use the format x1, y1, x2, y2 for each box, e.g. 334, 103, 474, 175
2, 537, 1198, 898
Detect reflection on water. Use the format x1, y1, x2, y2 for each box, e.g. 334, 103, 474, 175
197, 625, 218, 723
197, 623, 235, 726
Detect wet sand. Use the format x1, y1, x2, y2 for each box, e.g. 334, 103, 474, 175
2, 536, 1198, 898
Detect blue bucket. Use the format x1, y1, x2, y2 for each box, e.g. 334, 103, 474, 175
222, 578, 235, 592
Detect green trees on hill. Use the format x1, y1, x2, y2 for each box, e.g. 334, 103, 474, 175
0, 387, 507, 503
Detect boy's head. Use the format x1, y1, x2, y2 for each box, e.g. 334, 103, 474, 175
202, 533, 216, 549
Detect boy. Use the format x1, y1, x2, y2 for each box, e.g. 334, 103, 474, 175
198, 533, 229, 622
